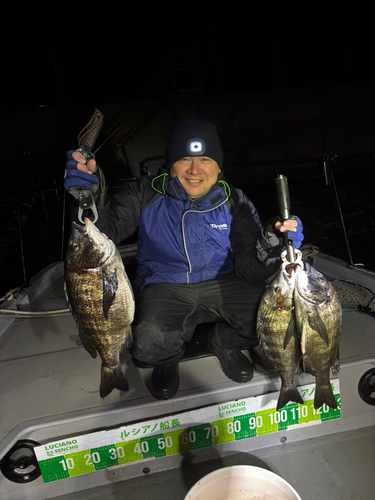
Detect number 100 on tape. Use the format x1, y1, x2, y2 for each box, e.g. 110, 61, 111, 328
35, 380, 341, 483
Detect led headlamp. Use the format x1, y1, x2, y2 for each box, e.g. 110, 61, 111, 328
165, 118, 223, 170
187, 139, 206, 156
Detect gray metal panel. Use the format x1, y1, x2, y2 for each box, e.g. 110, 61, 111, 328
1, 253, 375, 499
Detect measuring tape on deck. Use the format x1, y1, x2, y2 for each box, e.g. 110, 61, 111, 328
35, 380, 340, 483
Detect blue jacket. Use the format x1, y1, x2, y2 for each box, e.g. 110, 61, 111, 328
82, 173, 283, 293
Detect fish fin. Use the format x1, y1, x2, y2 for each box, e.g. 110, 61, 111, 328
295, 348, 303, 374
63, 282, 72, 313
294, 310, 304, 340
296, 362, 304, 375
307, 310, 329, 344
121, 326, 133, 350
257, 340, 277, 372
331, 349, 340, 376
302, 358, 315, 376
283, 315, 295, 349
260, 350, 277, 372
314, 383, 337, 410
102, 270, 118, 320
100, 364, 129, 398
64, 281, 79, 324
277, 386, 304, 410
79, 329, 97, 359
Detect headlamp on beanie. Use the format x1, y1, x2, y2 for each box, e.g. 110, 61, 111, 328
165, 118, 223, 170
187, 139, 206, 156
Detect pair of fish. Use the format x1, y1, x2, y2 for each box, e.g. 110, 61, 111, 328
257, 250, 341, 411
64, 218, 135, 398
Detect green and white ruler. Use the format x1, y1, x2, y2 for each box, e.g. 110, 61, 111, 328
35, 380, 340, 483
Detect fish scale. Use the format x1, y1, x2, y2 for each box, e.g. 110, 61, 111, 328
294, 262, 341, 410
64, 218, 135, 398
257, 256, 303, 410
257, 250, 342, 410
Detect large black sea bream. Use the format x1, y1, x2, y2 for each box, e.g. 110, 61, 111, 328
257, 250, 341, 410
64, 218, 135, 398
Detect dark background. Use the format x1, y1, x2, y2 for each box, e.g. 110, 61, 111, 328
3, 5, 374, 109
1, 4, 375, 299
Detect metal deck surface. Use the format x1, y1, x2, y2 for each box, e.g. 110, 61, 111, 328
0, 253, 374, 499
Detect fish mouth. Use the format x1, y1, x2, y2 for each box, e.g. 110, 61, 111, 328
72, 220, 88, 234
72, 218, 99, 236
72, 218, 112, 264
281, 260, 301, 282
284, 262, 301, 276
71, 219, 101, 257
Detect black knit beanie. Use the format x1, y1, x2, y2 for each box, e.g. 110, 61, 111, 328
165, 118, 223, 170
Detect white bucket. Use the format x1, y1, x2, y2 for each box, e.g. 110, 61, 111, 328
184, 465, 302, 500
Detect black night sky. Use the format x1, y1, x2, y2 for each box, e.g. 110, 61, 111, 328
1, 4, 375, 296
2, 4, 375, 110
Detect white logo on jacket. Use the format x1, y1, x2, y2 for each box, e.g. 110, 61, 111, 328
210, 223, 228, 230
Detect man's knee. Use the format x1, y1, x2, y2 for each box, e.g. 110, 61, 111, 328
131, 321, 185, 365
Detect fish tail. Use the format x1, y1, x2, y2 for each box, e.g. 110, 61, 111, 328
100, 364, 129, 398
314, 382, 337, 410
277, 386, 304, 410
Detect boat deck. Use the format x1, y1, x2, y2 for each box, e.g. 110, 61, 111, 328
0, 251, 374, 499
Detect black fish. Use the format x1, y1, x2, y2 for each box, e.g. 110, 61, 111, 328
64, 218, 135, 398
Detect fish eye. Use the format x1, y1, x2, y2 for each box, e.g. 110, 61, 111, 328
274, 286, 282, 294
72, 243, 79, 252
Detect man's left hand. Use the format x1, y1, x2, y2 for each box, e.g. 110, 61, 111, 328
275, 217, 304, 249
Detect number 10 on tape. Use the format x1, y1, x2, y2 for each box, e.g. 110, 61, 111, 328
36, 382, 341, 483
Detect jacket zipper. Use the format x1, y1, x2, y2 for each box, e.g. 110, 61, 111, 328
181, 197, 228, 283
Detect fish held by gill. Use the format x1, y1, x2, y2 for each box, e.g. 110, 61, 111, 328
294, 262, 341, 410
64, 218, 135, 398
257, 252, 303, 411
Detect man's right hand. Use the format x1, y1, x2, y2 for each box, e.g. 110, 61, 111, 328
64, 150, 99, 193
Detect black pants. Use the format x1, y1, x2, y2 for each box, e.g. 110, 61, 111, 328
130, 275, 266, 366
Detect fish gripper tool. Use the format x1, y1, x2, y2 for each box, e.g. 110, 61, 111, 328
76, 109, 104, 224
281, 248, 303, 274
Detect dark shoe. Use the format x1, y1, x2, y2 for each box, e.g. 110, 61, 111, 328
209, 342, 254, 383
149, 364, 179, 400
